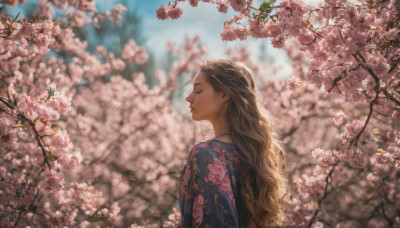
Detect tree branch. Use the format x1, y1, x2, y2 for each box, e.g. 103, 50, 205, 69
0, 96, 51, 169
307, 165, 337, 227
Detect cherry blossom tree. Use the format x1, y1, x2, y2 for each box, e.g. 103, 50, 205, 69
0, 0, 399, 227
0, 1, 209, 227
157, 0, 400, 227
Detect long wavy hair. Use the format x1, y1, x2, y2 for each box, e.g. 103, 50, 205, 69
198, 59, 290, 227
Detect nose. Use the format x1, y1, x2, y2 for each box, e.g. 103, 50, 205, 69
186, 93, 193, 103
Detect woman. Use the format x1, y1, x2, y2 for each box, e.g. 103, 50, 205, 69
180, 59, 290, 228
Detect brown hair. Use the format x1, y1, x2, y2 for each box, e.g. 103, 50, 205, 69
198, 59, 290, 227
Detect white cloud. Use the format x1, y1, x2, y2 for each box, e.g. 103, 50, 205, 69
143, 2, 234, 58
142, 0, 329, 81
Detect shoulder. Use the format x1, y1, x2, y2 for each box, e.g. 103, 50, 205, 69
189, 140, 241, 163
187, 141, 228, 180
188, 140, 217, 160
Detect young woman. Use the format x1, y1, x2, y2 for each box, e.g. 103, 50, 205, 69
179, 59, 290, 228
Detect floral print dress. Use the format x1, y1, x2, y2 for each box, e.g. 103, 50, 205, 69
179, 139, 245, 228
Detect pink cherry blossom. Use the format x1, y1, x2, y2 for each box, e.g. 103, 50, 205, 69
218, 3, 229, 13
36, 33, 52, 47
34, 0, 54, 20
163, 207, 182, 227
271, 36, 286, 48
230, 0, 250, 12
156, 5, 168, 20
35, 105, 60, 120
235, 27, 248, 40
47, 96, 71, 115
42, 169, 65, 192
344, 120, 364, 138
386, 28, 398, 40
311, 148, 338, 166
121, 40, 149, 64
392, 111, 400, 122
0, 0, 399, 226
333, 111, 346, 125
66, 10, 87, 27
111, 4, 128, 24
220, 25, 237, 41
247, 18, 268, 38
167, 6, 183, 20
298, 28, 315, 45
286, 76, 303, 90
189, 0, 199, 7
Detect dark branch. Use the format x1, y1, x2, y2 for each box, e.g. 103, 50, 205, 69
380, 191, 394, 228
0, 96, 51, 169
307, 165, 337, 227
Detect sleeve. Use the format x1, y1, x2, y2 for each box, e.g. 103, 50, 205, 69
180, 145, 239, 228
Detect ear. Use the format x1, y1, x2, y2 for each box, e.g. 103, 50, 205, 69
221, 92, 230, 103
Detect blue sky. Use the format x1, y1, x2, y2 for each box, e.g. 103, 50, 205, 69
127, 0, 323, 80
6, 0, 323, 81
134, 0, 289, 78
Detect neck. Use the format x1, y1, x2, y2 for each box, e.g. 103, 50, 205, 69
210, 118, 230, 138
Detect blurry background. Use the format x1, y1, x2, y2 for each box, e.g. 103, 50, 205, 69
5, 0, 322, 86
4, 0, 393, 227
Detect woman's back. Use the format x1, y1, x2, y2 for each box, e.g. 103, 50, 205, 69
179, 139, 247, 228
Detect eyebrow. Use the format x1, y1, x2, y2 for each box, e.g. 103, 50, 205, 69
193, 83, 202, 87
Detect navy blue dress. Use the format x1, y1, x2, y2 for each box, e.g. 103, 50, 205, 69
178, 139, 245, 228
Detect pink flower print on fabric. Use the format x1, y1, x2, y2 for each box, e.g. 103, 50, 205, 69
220, 175, 231, 192
209, 142, 230, 166
220, 175, 236, 207
179, 140, 243, 227
182, 165, 191, 185
197, 143, 209, 149
193, 194, 204, 225
180, 164, 192, 199
206, 158, 225, 186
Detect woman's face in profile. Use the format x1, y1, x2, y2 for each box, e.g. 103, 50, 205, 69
185, 71, 227, 121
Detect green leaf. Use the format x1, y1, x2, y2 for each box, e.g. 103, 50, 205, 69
342, 70, 348, 78
45, 90, 54, 102
260, 0, 275, 11
260, 2, 270, 11
48, 152, 56, 161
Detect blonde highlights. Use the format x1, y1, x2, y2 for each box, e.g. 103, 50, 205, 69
198, 59, 290, 227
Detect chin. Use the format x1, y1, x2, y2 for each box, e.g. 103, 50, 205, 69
192, 116, 201, 121
191, 114, 202, 121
